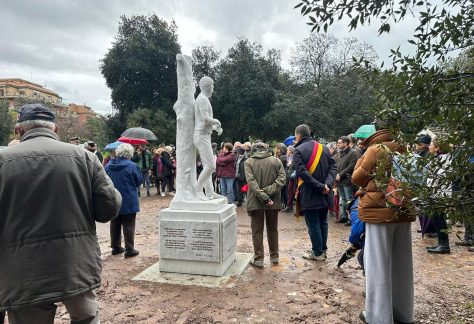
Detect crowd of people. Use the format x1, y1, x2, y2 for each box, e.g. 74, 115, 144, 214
0, 103, 472, 324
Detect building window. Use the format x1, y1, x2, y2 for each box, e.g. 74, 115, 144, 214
0, 89, 4, 96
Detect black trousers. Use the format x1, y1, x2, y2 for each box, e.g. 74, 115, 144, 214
281, 184, 288, 206
235, 179, 246, 203
161, 175, 175, 192
233, 179, 239, 202
110, 213, 136, 250
431, 212, 449, 246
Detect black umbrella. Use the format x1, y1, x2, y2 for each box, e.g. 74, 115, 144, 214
121, 127, 157, 141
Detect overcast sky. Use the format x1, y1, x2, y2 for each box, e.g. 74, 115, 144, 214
0, 0, 418, 114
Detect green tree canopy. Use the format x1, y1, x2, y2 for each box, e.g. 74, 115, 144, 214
264, 33, 377, 141
192, 45, 221, 84
100, 14, 181, 117
0, 100, 15, 146
126, 108, 176, 145
212, 38, 281, 142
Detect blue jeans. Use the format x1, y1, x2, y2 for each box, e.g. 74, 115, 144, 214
220, 177, 235, 203
303, 208, 328, 256
142, 171, 150, 192
338, 184, 353, 219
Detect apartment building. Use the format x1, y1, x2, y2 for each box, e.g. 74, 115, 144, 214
0, 78, 62, 108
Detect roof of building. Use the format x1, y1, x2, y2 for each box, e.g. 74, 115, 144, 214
0, 78, 61, 98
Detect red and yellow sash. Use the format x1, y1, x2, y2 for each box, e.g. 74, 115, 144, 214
297, 141, 323, 190
295, 141, 323, 218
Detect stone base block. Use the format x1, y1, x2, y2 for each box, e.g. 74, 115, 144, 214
133, 253, 253, 288
159, 203, 237, 276
169, 197, 227, 211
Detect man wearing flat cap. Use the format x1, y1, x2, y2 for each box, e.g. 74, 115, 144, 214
69, 136, 80, 145
0, 103, 122, 324
86, 140, 104, 163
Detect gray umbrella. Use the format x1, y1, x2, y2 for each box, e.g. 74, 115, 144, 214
121, 127, 157, 140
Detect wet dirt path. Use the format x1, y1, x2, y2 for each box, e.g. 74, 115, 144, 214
51, 191, 473, 323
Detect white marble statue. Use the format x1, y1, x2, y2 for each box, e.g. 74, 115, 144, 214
170, 54, 198, 204
193, 76, 223, 200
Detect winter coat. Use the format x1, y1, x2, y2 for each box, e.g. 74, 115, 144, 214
105, 157, 143, 215
153, 156, 163, 179
279, 154, 288, 173
427, 153, 452, 198
348, 197, 365, 247
293, 136, 337, 212
216, 152, 237, 178
244, 150, 286, 211
352, 129, 416, 224
0, 128, 122, 311
160, 151, 173, 177
132, 149, 153, 171
336, 146, 358, 185
236, 155, 247, 182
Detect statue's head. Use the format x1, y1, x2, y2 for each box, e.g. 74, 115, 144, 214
199, 76, 214, 98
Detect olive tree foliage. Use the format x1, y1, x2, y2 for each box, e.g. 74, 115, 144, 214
296, 0, 474, 220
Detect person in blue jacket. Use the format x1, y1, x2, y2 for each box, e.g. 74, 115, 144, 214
337, 197, 365, 270
105, 143, 143, 258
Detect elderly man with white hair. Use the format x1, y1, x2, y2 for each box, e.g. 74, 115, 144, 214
105, 143, 143, 258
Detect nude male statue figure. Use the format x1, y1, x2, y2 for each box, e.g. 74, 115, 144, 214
193, 76, 223, 200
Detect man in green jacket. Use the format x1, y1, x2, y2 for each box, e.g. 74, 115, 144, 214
244, 142, 286, 268
132, 144, 153, 197
0, 103, 122, 324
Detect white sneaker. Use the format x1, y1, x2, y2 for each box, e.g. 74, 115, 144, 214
160, 192, 166, 197
302, 251, 326, 261
169, 192, 175, 196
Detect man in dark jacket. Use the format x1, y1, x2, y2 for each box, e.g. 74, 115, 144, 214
160, 147, 175, 196
335, 136, 359, 224
86, 140, 104, 163
132, 144, 153, 197
0, 103, 122, 324
245, 142, 286, 268
235, 147, 247, 207
293, 124, 336, 261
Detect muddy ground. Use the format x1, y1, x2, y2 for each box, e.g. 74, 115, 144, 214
47, 190, 473, 323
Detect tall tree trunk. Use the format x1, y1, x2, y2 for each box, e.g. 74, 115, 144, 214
170, 54, 198, 205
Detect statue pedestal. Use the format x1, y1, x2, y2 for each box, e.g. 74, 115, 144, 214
159, 198, 237, 276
